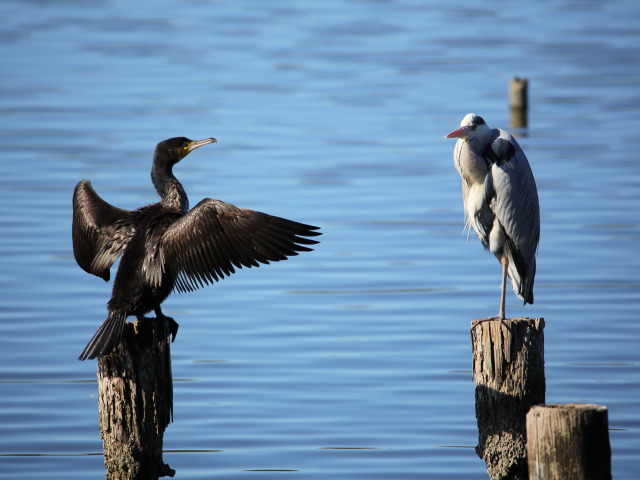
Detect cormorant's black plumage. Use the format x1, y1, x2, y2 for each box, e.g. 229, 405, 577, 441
73, 137, 321, 360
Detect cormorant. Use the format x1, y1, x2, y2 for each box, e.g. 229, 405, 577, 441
73, 137, 321, 360
445, 114, 540, 325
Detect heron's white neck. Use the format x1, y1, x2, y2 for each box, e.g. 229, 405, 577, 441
454, 138, 489, 185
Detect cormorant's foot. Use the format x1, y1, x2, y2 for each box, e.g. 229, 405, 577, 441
471, 316, 507, 330
166, 317, 179, 343
156, 314, 179, 342
136, 314, 179, 342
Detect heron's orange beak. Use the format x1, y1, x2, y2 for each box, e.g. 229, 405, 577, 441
445, 126, 469, 139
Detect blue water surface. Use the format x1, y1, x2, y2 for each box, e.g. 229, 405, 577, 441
1, 1, 639, 478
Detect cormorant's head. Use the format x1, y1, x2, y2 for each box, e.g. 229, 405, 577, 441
445, 113, 490, 141
154, 137, 217, 168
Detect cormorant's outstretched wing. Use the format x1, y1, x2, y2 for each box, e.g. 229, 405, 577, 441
483, 132, 540, 303
145, 198, 321, 292
72, 179, 136, 281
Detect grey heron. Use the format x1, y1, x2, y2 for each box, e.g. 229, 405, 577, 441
445, 113, 540, 325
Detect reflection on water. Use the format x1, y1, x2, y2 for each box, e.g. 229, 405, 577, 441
1, 0, 639, 479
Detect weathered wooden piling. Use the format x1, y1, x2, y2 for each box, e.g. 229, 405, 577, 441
509, 77, 528, 128
526, 403, 612, 480
471, 317, 545, 480
97, 318, 175, 479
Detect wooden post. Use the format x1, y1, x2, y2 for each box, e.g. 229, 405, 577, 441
510, 77, 528, 128
471, 317, 545, 480
97, 318, 175, 479
526, 404, 612, 480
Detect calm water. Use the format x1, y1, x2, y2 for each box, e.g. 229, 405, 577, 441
1, 1, 639, 478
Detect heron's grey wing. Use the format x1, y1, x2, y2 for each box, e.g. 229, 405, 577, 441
72, 180, 135, 281
485, 134, 540, 301
147, 198, 321, 292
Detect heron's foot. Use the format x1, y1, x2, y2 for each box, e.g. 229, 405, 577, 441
470, 316, 508, 330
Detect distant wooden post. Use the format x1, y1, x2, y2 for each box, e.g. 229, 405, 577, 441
510, 78, 528, 128
471, 317, 545, 480
97, 318, 175, 479
526, 403, 612, 480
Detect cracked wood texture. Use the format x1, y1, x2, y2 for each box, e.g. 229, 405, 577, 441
97, 318, 175, 479
471, 317, 545, 480
526, 403, 611, 480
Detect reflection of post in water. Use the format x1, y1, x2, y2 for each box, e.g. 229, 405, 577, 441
471, 317, 545, 480
509, 78, 528, 129
97, 318, 175, 479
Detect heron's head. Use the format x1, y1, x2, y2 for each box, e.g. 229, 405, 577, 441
445, 114, 491, 142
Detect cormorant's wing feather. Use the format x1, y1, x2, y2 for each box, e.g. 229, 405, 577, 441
72, 180, 135, 281
486, 132, 540, 302
149, 198, 321, 292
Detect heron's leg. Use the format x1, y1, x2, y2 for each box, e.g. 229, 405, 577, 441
497, 255, 508, 323
471, 256, 509, 330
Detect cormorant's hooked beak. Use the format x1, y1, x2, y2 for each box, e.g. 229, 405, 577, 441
445, 126, 469, 139
186, 137, 217, 154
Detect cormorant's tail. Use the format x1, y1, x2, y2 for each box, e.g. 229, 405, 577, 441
78, 312, 125, 361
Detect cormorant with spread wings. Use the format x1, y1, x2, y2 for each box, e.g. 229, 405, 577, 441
73, 137, 320, 360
